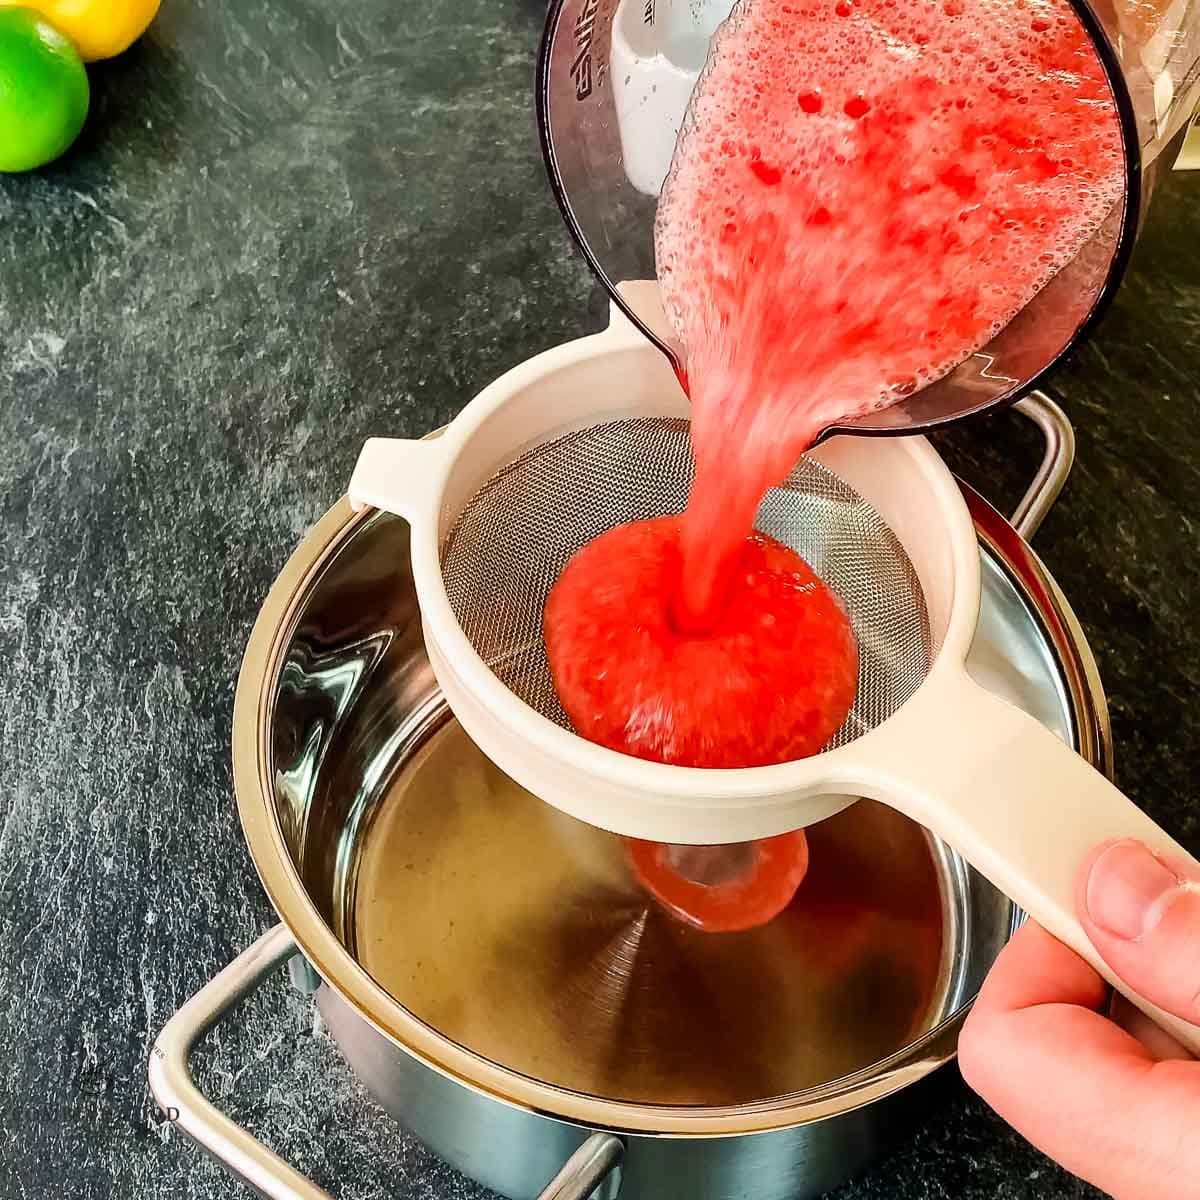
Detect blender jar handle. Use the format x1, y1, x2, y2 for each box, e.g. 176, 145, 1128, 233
148, 924, 625, 1200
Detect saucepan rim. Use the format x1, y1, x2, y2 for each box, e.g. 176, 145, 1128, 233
232, 475, 1110, 1136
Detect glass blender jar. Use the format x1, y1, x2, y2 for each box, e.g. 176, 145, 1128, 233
537, 0, 1200, 437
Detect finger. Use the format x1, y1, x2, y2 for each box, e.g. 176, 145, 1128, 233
971, 915, 1108, 1015
1109, 993, 1193, 1062
973, 917, 1190, 1059
1076, 838, 1200, 1029
961, 922, 1200, 1200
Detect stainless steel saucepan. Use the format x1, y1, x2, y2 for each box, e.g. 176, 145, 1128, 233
150, 377, 1107, 1200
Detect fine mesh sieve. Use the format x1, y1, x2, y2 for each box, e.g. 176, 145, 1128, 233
349, 319, 1200, 1055
439, 416, 932, 751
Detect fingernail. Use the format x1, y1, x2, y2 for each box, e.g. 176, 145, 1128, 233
1086, 840, 1182, 941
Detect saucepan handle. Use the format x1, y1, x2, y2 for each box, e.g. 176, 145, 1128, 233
148, 924, 624, 1200
1010, 391, 1075, 540
148, 925, 331, 1200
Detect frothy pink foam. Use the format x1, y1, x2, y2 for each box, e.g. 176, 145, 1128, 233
655, 0, 1124, 627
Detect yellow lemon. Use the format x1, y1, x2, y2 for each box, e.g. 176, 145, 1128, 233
0, 0, 160, 61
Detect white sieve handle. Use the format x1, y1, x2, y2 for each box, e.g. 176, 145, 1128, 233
854, 665, 1200, 1057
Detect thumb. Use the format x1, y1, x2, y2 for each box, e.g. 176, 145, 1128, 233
1077, 838, 1200, 1028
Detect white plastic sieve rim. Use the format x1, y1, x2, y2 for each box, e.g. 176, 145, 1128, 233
399, 331, 984, 805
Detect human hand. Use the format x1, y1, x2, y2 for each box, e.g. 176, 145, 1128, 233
959, 838, 1200, 1200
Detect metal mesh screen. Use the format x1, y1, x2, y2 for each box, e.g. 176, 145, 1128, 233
440, 417, 932, 751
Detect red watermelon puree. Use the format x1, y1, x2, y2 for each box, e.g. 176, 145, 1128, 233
544, 518, 856, 932
658, 0, 1125, 628
544, 518, 858, 769
544, 0, 1123, 929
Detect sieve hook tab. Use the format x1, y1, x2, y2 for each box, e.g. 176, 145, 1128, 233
349, 436, 447, 523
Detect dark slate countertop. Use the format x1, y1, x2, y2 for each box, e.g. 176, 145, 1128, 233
0, 1, 1197, 1197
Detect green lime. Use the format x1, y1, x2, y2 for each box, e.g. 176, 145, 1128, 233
0, 7, 88, 173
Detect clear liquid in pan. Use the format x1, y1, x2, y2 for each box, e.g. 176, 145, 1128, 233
353, 721, 950, 1106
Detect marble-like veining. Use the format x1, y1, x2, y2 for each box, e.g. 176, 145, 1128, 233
0, 1, 1196, 1195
